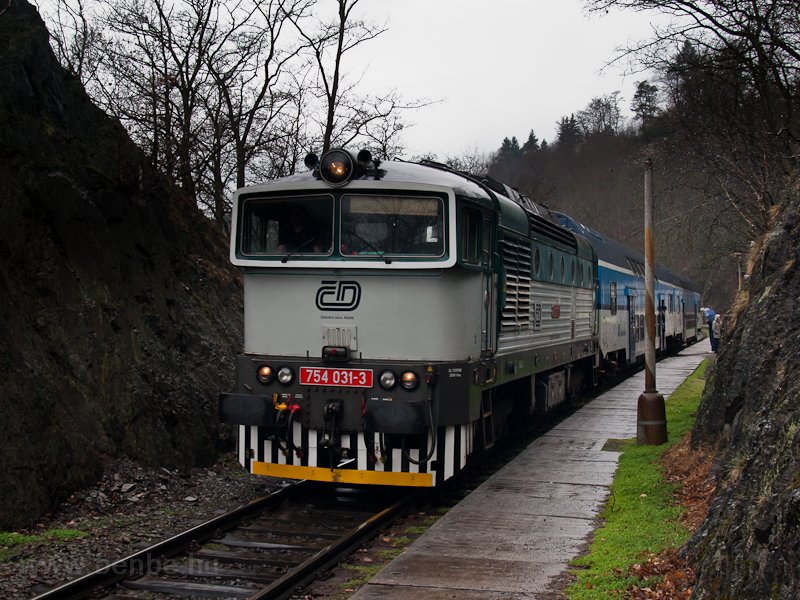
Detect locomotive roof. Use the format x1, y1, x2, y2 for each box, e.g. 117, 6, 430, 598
552, 212, 698, 292
240, 153, 587, 256
248, 159, 495, 204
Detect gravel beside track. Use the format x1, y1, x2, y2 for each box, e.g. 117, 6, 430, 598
0, 455, 275, 599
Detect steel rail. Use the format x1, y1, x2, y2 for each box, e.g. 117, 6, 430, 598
247, 488, 424, 600
30, 482, 306, 600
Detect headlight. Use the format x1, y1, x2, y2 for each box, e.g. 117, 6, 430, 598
319, 149, 354, 186
379, 370, 397, 390
277, 366, 294, 385
400, 371, 419, 390
257, 365, 274, 384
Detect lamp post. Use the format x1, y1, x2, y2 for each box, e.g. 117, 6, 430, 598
637, 158, 667, 445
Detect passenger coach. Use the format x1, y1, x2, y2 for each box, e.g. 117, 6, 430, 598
552, 213, 701, 372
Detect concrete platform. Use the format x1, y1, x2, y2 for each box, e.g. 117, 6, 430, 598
352, 344, 709, 599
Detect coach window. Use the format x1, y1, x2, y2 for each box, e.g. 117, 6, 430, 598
462, 207, 481, 264
548, 251, 554, 279
560, 256, 565, 282
610, 282, 618, 315
533, 247, 541, 275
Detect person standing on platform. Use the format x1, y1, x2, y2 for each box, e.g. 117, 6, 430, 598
712, 314, 722, 353
703, 307, 718, 352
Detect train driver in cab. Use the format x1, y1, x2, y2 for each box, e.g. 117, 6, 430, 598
277, 205, 328, 253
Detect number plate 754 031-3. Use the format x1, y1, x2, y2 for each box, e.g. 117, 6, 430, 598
299, 367, 373, 388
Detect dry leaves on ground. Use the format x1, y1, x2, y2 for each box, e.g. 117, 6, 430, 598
626, 436, 716, 599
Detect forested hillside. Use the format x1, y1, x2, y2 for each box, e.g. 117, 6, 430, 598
0, 1, 241, 528
481, 2, 795, 313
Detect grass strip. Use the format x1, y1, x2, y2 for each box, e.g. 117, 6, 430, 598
567, 360, 708, 599
0, 528, 89, 562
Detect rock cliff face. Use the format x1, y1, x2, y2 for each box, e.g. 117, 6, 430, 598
690, 192, 800, 598
0, 2, 242, 528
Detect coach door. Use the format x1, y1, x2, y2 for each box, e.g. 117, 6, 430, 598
627, 294, 637, 364
681, 299, 688, 339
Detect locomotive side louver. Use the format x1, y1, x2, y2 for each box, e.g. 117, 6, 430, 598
501, 239, 532, 331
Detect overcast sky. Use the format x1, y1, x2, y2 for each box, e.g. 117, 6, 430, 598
348, 0, 665, 160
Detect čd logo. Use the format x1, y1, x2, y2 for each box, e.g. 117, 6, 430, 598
316, 280, 361, 311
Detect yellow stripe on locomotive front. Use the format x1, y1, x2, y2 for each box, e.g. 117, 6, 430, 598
252, 462, 433, 487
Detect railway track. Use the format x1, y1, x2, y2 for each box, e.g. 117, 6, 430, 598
29, 358, 672, 600
32, 481, 421, 600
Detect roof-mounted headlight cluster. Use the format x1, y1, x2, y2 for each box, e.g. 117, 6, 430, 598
304, 148, 377, 187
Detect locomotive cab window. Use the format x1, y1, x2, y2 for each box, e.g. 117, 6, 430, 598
240, 196, 333, 256
462, 207, 481, 264
341, 195, 444, 257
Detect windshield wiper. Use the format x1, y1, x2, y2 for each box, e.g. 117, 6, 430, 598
348, 230, 392, 264
280, 232, 325, 263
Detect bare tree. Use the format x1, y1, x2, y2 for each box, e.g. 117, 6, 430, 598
585, 0, 800, 241
39, 0, 429, 230
283, 0, 428, 155
37, 0, 108, 86
205, 0, 313, 189
284, 0, 386, 152
576, 91, 623, 136
95, 0, 224, 201
191, 0, 315, 229
585, 0, 800, 145
445, 148, 491, 175
360, 107, 406, 160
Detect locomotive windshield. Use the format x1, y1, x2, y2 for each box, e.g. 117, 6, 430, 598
240, 196, 333, 256
340, 195, 444, 257
237, 193, 445, 261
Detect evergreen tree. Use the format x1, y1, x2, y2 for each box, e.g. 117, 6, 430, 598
555, 115, 581, 151
521, 129, 539, 153
499, 136, 521, 157
631, 80, 660, 125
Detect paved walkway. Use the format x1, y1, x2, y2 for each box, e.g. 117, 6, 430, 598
351, 344, 710, 599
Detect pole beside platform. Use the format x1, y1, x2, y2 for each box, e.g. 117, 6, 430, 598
638, 158, 667, 445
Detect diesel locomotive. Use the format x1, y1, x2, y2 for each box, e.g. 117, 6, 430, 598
219, 148, 701, 487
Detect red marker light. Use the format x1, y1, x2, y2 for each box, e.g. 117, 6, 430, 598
322, 345, 349, 361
